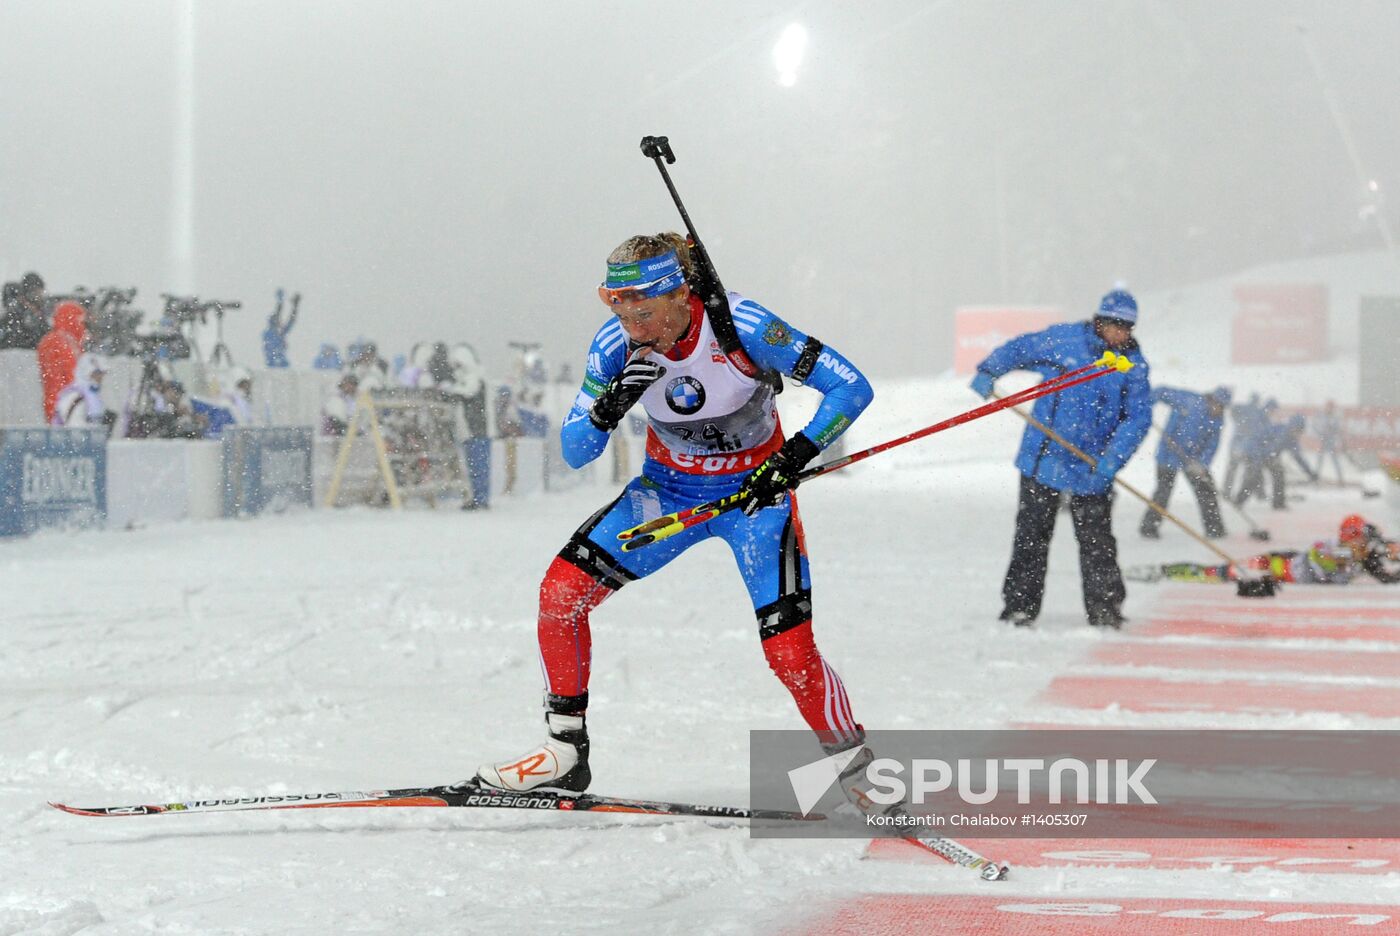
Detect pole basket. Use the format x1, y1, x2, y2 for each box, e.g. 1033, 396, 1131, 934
1236, 576, 1278, 599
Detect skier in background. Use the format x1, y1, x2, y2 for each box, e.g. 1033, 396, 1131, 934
971, 288, 1152, 628
1140, 386, 1230, 539
467, 232, 874, 796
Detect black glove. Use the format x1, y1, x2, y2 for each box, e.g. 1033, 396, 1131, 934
588, 353, 666, 431
739, 433, 821, 516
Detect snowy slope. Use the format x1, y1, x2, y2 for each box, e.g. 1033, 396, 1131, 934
4, 375, 1398, 933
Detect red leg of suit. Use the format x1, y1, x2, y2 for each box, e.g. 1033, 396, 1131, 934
536, 556, 615, 699
762, 621, 862, 749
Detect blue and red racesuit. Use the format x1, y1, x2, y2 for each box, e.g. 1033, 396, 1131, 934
539, 291, 873, 749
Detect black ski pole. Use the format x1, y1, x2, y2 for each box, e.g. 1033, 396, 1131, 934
638, 135, 736, 322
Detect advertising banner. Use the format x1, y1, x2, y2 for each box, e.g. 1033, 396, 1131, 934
953, 307, 1060, 374
1230, 284, 1328, 365
0, 427, 106, 536
222, 427, 314, 517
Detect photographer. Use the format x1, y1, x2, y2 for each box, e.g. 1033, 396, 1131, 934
126, 364, 206, 440
38, 300, 88, 422
1, 272, 49, 349
52, 353, 117, 434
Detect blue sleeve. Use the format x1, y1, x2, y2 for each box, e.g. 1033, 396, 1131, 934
1098, 359, 1153, 475
730, 296, 873, 449
976, 326, 1063, 379
1154, 387, 1194, 412
559, 319, 629, 469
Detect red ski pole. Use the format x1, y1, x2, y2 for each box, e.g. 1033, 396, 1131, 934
618, 351, 1133, 551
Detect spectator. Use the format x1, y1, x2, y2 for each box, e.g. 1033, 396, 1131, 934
446, 342, 489, 438
261, 290, 299, 368
426, 342, 454, 388
447, 343, 490, 511
346, 340, 388, 391
515, 348, 550, 436
1, 272, 49, 349
1140, 386, 1230, 539
971, 288, 1152, 628
398, 342, 432, 388
222, 367, 256, 424
321, 373, 359, 436
37, 300, 88, 422
52, 353, 116, 433
312, 343, 343, 370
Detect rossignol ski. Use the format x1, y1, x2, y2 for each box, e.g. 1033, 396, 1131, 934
52, 781, 1009, 879
50, 782, 807, 821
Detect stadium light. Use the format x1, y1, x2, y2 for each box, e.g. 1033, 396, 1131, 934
773, 23, 807, 87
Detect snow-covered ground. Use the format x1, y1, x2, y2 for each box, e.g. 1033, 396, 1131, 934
3, 376, 1397, 934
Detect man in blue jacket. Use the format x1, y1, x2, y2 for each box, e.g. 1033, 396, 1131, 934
1140, 386, 1230, 539
971, 289, 1152, 628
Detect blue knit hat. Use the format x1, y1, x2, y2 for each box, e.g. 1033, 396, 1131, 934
1097, 289, 1138, 324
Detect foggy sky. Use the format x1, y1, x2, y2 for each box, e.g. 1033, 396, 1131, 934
2, 0, 1396, 377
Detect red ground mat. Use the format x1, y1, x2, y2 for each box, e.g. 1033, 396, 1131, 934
866, 836, 1400, 874
1087, 640, 1400, 679
1040, 674, 1400, 717
1140, 616, 1400, 643
794, 894, 1396, 934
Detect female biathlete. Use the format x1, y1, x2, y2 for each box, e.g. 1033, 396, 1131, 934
469, 233, 874, 795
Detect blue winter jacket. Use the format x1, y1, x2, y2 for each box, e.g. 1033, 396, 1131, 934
1153, 387, 1224, 470
975, 321, 1151, 495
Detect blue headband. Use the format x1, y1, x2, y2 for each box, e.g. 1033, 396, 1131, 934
600, 250, 687, 302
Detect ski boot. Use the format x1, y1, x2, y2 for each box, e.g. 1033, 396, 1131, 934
998, 608, 1036, 627
1088, 606, 1126, 629
831, 741, 1009, 881
471, 710, 591, 795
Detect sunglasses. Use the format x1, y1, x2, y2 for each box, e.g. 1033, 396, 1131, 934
597, 281, 685, 306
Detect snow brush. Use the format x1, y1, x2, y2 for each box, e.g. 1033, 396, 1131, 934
1001, 394, 1277, 599
617, 352, 1132, 552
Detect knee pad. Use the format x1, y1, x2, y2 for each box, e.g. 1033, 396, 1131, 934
755, 588, 813, 642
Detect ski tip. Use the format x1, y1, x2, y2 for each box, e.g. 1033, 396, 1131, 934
49, 801, 158, 817
981, 861, 1011, 882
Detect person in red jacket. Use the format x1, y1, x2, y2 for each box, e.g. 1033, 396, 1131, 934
37, 301, 88, 422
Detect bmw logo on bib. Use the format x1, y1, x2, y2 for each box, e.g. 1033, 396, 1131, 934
665, 376, 706, 415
